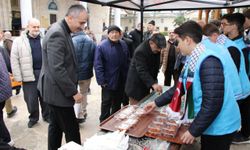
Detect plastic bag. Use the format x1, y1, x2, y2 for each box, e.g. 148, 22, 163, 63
83, 130, 129, 150
144, 139, 170, 150
58, 141, 84, 150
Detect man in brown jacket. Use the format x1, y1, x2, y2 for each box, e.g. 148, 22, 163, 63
161, 30, 178, 86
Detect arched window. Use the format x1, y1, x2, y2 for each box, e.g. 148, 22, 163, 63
48, 1, 58, 11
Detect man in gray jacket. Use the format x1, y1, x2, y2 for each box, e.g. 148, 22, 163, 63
11, 18, 48, 128
38, 4, 87, 150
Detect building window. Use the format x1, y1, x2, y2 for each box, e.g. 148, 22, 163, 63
129, 19, 132, 23
50, 14, 57, 24
48, 1, 58, 10
161, 19, 164, 23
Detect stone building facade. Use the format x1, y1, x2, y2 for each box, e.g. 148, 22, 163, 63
0, 0, 110, 42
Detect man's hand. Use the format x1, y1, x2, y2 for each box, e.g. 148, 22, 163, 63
143, 101, 156, 114
73, 92, 83, 103
152, 83, 162, 94
181, 131, 195, 144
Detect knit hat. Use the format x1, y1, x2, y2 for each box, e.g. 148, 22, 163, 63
148, 20, 155, 26
107, 25, 121, 34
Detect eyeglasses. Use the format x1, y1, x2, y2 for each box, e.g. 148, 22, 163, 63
221, 22, 232, 26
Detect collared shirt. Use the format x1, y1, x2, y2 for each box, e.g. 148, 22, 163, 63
62, 19, 71, 34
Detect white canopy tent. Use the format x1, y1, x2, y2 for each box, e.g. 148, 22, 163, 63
79, 0, 250, 41
80, 0, 250, 11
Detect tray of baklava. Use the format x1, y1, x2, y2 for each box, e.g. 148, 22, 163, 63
100, 105, 157, 138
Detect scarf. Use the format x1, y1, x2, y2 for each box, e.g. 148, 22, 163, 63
166, 43, 205, 123
216, 34, 227, 45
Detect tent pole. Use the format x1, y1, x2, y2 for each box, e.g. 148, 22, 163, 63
140, 0, 144, 42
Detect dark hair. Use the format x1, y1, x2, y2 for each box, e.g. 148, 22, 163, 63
174, 20, 202, 43
209, 20, 221, 28
66, 4, 86, 17
243, 9, 250, 19
149, 33, 166, 49
203, 23, 220, 36
221, 13, 245, 34
148, 20, 155, 26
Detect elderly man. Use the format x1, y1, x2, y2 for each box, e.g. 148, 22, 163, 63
143, 20, 156, 41
11, 18, 49, 128
129, 23, 142, 54
0, 31, 19, 118
125, 33, 166, 104
94, 25, 130, 122
161, 30, 178, 86
38, 4, 87, 149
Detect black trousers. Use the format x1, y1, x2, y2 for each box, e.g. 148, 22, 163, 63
201, 132, 235, 150
22, 70, 49, 122
164, 61, 175, 86
238, 95, 250, 137
48, 104, 81, 150
99, 88, 124, 122
0, 101, 11, 143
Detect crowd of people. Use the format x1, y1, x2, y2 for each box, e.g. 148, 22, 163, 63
1, 4, 250, 150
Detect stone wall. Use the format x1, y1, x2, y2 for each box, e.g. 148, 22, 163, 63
0, 0, 12, 30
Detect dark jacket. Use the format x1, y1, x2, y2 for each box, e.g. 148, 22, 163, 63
125, 40, 161, 100
155, 56, 224, 137
122, 36, 134, 59
94, 39, 130, 90
38, 19, 78, 107
129, 29, 142, 53
0, 53, 12, 102
0, 46, 11, 72
3, 39, 12, 55
143, 31, 152, 41
72, 31, 96, 80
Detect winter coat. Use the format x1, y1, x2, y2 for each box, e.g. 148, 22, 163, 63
72, 31, 96, 80
94, 39, 130, 90
125, 40, 160, 100
0, 53, 12, 102
11, 30, 42, 82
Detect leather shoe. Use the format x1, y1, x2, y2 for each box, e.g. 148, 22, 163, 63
28, 121, 37, 128
7, 106, 17, 118
77, 113, 87, 124
10, 146, 26, 150
77, 118, 85, 124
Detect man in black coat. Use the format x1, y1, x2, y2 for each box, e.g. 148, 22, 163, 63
125, 33, 166, 104
129, 23, 142, 56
